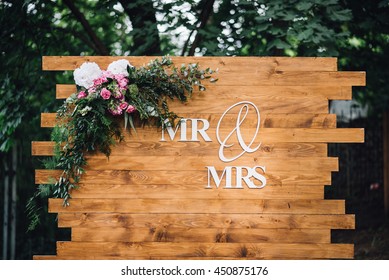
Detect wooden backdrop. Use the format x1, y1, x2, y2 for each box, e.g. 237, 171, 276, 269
32, 56, 365, 259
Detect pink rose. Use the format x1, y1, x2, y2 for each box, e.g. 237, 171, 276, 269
118, 78, 128, 89
119, 102, 128, 110
109, 106, 123, 115
115, 74, 128, 89
126, 105, 136, 113
93, 76, 108, 86
114, 90, 124, 100
77, 91, 87, 99
100, 88, 111, 100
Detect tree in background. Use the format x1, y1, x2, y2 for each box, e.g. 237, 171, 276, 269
337, 0, 389, 114
0, 0, 387, 259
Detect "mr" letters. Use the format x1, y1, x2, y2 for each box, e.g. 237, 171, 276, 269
161, 101, 267, 190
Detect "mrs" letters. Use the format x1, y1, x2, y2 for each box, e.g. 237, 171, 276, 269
161, 101, 267, 189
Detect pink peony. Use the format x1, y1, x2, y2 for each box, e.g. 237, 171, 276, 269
119, 102, 128, 110
100, 88, 111, 100
126, 105, 136, 113
77, 91, 87, 99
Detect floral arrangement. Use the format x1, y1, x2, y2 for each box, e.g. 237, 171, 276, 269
27, 56, 216, 230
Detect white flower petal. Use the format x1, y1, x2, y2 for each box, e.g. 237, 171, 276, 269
73, 62, 102, 89
107, 59, 133, 75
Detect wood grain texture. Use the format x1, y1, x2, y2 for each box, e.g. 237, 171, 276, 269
48, 198, 345, 214
42, 57, 364, 86
55, 84, 352, 100
70, 184, 324, 200
32, 141, 328, 157
58, 213, 355, 229
71, 228, 331, 243
34, 56, 364, 260
55, 241, 354, 259
41, 112, 337, 128
83, 157, 338, 171
43, 56, 338, 71
32, 255, 58, 260
36, 169, 333, 185
122, 127, 365, 143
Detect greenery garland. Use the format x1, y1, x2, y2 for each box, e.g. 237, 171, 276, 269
27, 56, 216, 230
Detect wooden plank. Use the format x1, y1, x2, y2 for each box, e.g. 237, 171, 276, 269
36, 169, 333, 185
48, 198, 345, 214
71, 228, 330, 243
43, 56, 338, 71
45, 96, 330, 114
146, 96, 329, 114
41, 112, 337, 128
36, 125, 364, 143
32, 141, 328, 157
58, 213, 355, 229
31, 141, 57, 156
71, 184, 324, 200
32, 255, 58, 260
35, 255, 322, 260
120, 127, 364, 143
53, 72, 366, 87
84, 157, 338, 172
56, 241, 354, 259
55, 84, 352, 100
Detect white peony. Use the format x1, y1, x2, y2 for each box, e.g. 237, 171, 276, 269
107, 59, 133, 75
73, 62, 102, 89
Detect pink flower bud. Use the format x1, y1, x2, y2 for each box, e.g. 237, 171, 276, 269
119, 102, 128, 110
77, 91, 87, 99
126, 105, 136, 113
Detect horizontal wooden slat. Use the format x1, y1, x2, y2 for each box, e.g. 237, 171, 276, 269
83, 157, 338, 171
71, 184, 324, 200
36, 126, 364, 143
71, 228, 330, 243
169, 96, 329, 113
48, 198, 344, 214
31, 141, 328, 157
52, 86, 331, 114
32, 255, 58, 260
56, 241, 353, 259
41, 112, 337, 128
33, 255, 325, 260
58, 213, 355, 229
36, 169, 333, 185
58, 72, 366, 87
119, 127, 364, 143
55, 84, 352, 100
43, 56, 338, 71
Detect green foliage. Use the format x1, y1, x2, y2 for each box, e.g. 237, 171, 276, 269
33, 56, 215, 211
337, 0, 389, 114
159, 0, 352, 56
